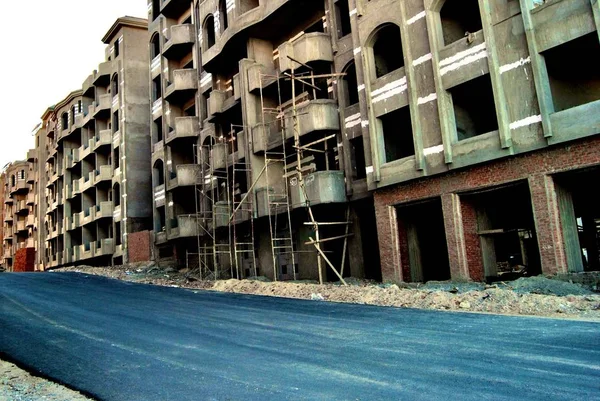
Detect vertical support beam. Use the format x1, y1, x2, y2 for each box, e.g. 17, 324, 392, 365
399, 0, 425, 170
425, 8, 455, 164
519, 0, 554, 137
441, 193, 472, 281
479, 0, 513, 149
528, 174, 574, 275
374, 198, 403, 282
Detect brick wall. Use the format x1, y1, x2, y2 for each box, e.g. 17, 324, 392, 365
128, 231, 152, 263
13, 248, 35, 272
374, 137, 600, 282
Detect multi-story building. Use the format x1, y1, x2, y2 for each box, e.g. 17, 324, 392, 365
149, 0, 381, 281
147, 0, 599, 283
2, 160, 36, 271
40, 16, 151, 269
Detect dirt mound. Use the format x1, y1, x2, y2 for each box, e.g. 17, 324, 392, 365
508, 276, 593, 296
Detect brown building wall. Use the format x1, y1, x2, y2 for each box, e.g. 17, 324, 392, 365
13, 248, 35, 272
374, 136, 600, 282
128, 231, 152, 263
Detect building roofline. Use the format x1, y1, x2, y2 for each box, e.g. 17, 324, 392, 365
102, 16, 148, 44
53, 90, 83, 113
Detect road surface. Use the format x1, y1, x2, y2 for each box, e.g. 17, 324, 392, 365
0, 273, 598, 400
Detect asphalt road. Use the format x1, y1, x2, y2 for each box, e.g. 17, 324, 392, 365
0, 273, 598, 401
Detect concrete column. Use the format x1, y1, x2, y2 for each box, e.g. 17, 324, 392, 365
528, 174, 578, 275
374, 198, 403, 282
441, 193, 475, 281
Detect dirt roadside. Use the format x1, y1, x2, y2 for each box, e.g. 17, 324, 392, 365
55, 263, 600, 321
0, 359, 92, 401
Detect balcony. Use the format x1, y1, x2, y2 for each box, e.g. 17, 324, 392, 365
64, 113, 83, 139
10, 180, 28, 194
27, 149, 36, 162
66, 213, 80, 231
252, 100, 339, 152
289, 170, 346, 209
73, 178, 81, 196
278, 33, 333, 72
63, 184, 72, 200
79, 172, 95, 193
165, 116, 200, 144
79, 138, 95, 160
154, 184, 166, 207
17, 200, 28, 213
26, 215, 35, 228
93, 61, 112, 86
94, 238, 115, 257
155, 232, 167, 245
3, 249, 12, 259
94, 202, 114, 221
175, 214, 205, 238
26, 238, 35, 248
114, 243, 124, 258
211, 142, 228, 170
160, 0, 190, 19
167, 164, 202, 190
79, 243, 94, 261
65, 148, 80, 169
94, 165, 113, 185
4, 212, 12, 222
16, 220, 27, 233
26, 193, 35, 205
4, 194, 13, 204
164, 69, 198, 103
93, 94, 112, 118
80, 207, 94, 227
27, 169, 36, 184
163, 24, 195, 60
208, 90, 228, 118
94, 130, 112, 150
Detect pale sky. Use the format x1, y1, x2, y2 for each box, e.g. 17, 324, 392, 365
0, 1, 148, 169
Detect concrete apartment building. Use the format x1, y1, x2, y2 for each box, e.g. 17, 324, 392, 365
149, 0, 382, 281
2, 160, 37, 271
147, 0, 599, 283
40, 17, 151, 269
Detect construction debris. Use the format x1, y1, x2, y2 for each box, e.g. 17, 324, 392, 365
55, 264, 600, 321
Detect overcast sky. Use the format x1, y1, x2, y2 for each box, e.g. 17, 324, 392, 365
0, 1, 147, 169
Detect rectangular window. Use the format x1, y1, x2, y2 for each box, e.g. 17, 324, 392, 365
379, 107, 415, 163
448, 74, 498, 141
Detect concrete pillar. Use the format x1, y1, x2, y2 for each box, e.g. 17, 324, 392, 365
441, 193, 476, 281
528, 174, 578, 275
374, 199, 404, 282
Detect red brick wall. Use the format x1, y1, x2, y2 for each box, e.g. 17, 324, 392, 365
374, 137, 600, 282
14, 248, 35, 272
128, 231, 152, 263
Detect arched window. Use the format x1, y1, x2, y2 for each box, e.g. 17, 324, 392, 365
150, 34, 160, 59
204, 15, 216, 49
153, 160, 165, 187
61, 112, 69, 130
440, 0, 482, 46
369, 24, 404, 80
111, 74, 119, 96
219, 0, 228, 32
113, 183, 121, 207
341, 61, 359, 106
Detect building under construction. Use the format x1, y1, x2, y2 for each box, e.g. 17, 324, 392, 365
148, 0, 600, 283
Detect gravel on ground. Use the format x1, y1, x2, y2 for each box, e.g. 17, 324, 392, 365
0, 359, 92, 401
54, 262, 600, 321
